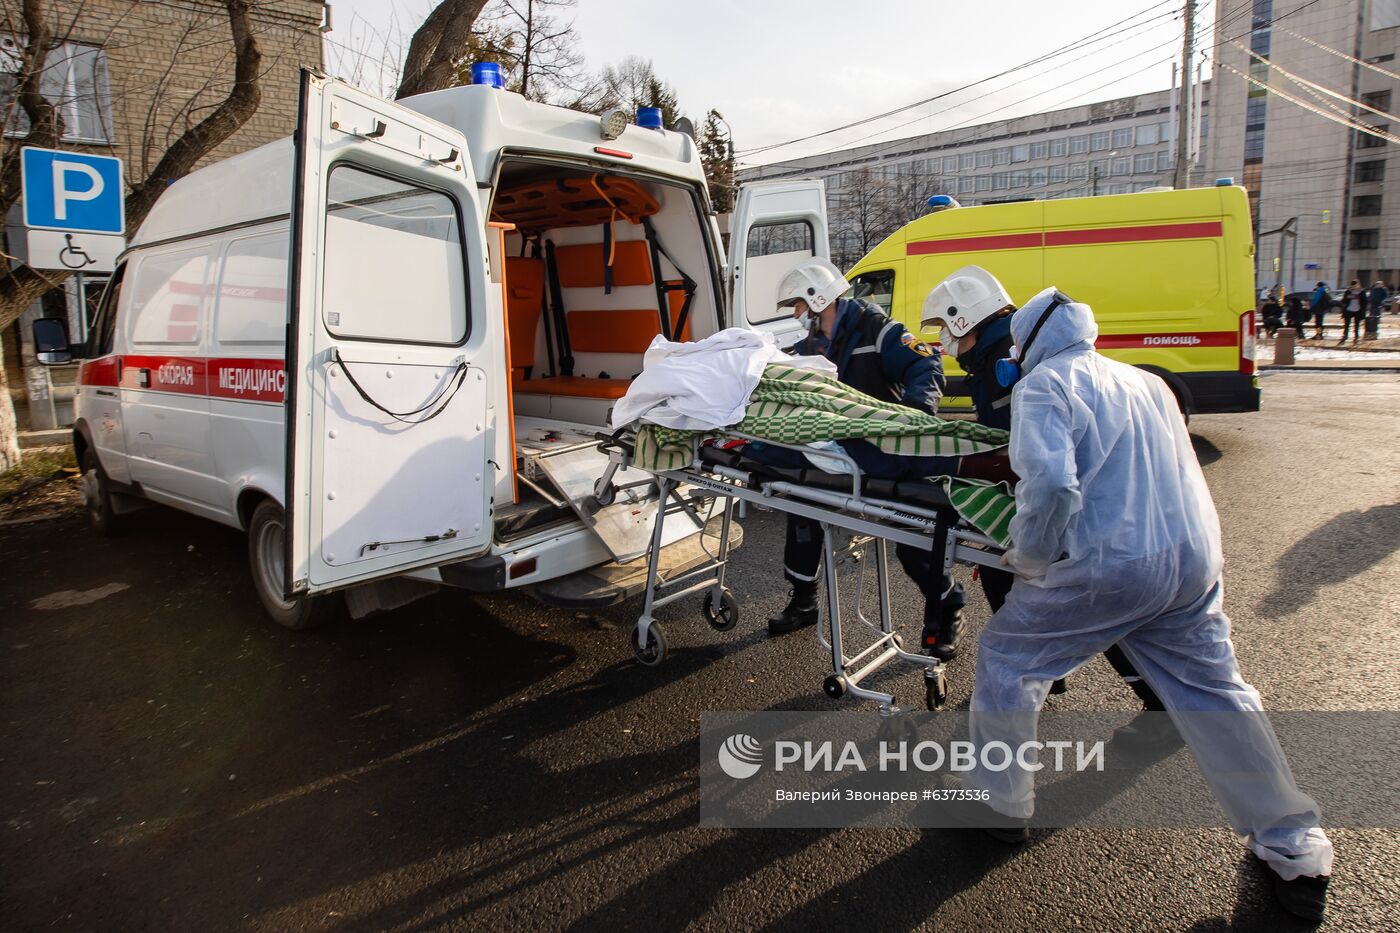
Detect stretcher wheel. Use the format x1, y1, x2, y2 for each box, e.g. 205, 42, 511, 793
702, 589, 739, 632
925, 666, 949, 712
823, 674, 847, 700
631, 622, 667, 666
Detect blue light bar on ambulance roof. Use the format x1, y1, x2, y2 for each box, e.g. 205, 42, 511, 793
471, 62, 505, 88
926, 194, 961, 211
637, 107, 664, 130
1215, 177, 1235, 186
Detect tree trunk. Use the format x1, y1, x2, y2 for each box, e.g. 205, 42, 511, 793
0, 343, 20, 471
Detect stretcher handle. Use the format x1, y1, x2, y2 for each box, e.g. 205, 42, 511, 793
593, 428, 635, 457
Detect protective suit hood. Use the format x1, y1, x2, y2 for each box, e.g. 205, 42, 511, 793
1010, 287, 1098, 374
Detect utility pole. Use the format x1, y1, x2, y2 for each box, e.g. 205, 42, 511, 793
1173, 0, 1195, 189
1091, 165, 1101, 196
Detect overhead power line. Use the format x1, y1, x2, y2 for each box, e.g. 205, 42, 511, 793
1274, 22, 1400, 83
735, 0, 1181, 158
1232, 41, 1400, 124
1218, 61, 1400, 144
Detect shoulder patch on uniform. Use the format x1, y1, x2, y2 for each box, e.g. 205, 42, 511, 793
901, 331, 938, 357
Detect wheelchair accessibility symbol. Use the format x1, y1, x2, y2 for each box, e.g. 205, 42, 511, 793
59, 234, 97, 269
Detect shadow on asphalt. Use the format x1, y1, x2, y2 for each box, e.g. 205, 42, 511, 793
1257, 502, 1400, 617
1191, 433, 1224, 466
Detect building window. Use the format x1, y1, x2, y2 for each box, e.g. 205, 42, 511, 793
1090, 131, 1111, 151
1049, 164, 1067, 183
976, 175, 992, 192
994, 147, 1012, 165
1354, 194, 1383, 216
0, 39, 113, 143
1157, 150, 1174, 170
1111, 156, 1131, 176
1112, 127, 1134, 148
977, 149, 994, 168
1030, 169, 1046, 186
1069, 162, 1088, 180
1011, 172, 1028, 188
1350, 228, 1380, 250
1134, 152, 1156, 173
1050, 137, 1067, 157
1356, 160, 1386, 182
959, 152, 974, 170
1030, 141, 1048, 159
1090, 159, 1108, 177
1070, 134, 1090, 154
993, 172, 1009, 190
959, 177, 975, 194
1362, 89, 1392, 113
1135, 124, 1159, 146
943, 155, 959, 173
1358, 125, 1388, 149
1108, 183, 1130, 195
1011, 144, 1029, 162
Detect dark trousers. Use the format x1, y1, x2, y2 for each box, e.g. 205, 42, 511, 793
979, 563, 1164, 712
1340, 313, 1364, 341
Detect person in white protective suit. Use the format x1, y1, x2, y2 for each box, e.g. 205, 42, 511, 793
959, 287, 1334, 921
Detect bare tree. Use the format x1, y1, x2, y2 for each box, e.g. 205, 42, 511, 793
829, 168, 932, 268
396, 0, 489, 99
0, 0, 264, 466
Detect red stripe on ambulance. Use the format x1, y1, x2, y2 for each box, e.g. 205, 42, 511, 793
89, 355, 285, 402
1095, 331, 1237, 350
906, 220, 1224, 255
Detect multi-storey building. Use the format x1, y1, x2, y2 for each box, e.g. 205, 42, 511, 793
1208, 0, 1400, 292
2, 0, 326, 435
740, 86, 1210, 268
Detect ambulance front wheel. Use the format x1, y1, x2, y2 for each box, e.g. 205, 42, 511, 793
248, 500, 339, 631
80, 447, 121, 536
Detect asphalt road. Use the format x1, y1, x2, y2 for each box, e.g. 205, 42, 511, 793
3, 372, 1398, 932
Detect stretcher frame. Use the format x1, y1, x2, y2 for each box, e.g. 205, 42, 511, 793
607, 431, 1007, 712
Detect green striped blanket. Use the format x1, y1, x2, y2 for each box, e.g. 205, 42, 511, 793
631, 363, 1019, 545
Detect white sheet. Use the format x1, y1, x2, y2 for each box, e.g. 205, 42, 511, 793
611, 328, 836, 430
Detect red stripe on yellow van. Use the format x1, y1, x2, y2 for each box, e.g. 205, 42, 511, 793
905, 220, 1224, 255
1095, 331, 1237, 350
1046, 221, 1222, 246
907, 233, 1042, 255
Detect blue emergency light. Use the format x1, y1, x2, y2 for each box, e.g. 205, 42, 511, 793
472, 62, 505, 88
1215, 177, 1235, 186
926, 194, 961, 211
637, 107, 664, 130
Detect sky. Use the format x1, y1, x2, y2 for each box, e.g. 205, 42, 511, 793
321, 0, 1216, 168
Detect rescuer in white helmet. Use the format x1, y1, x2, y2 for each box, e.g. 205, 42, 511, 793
764, 257, 961, 663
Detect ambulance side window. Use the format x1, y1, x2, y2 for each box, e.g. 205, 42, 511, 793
851, 269, 895, 314
745, 220, 815, 326
215, 232, 288, 345
88, 262, 125, 357
128, 247, 210, 347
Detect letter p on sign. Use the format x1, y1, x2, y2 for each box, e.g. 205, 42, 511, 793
21, 147, 125, 235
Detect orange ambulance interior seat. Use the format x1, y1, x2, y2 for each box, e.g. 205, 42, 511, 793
512, 239, 690, 400
504, 257, 544, 379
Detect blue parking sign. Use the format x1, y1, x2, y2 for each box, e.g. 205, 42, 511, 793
22, 147, 125, 235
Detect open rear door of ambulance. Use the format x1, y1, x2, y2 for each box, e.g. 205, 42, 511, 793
728, 178, 830, 348
285, 71, 494, 598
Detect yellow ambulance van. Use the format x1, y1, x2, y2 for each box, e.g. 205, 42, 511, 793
846, 184, 1260, 415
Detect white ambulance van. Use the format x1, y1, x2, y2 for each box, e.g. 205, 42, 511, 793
32, 71, 830, 629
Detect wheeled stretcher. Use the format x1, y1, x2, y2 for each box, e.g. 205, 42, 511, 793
598, 430, 1009, 712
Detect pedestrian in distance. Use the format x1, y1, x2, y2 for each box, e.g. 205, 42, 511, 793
763, 257, 967, 663
1339, 280, 1366, 345
1367, 280, 1387, 339
1285, 293, 1308, 336
1309, 281, 1331, 340
1260, 291, 1283, 337
949, 286, 1334, 922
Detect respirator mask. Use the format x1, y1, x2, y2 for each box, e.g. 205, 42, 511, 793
995, 292, 1069, 388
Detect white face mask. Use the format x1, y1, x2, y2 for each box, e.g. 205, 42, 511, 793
795, 310, 818, 337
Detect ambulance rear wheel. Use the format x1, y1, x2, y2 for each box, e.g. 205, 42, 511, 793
248, 500, 338, 631
80, 447, 121, 536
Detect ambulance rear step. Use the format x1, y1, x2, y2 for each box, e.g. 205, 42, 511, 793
530, 513, 743, 609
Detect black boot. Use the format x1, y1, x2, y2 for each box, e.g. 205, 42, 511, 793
922, 599, 964, 662
768, 582, 819, 635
